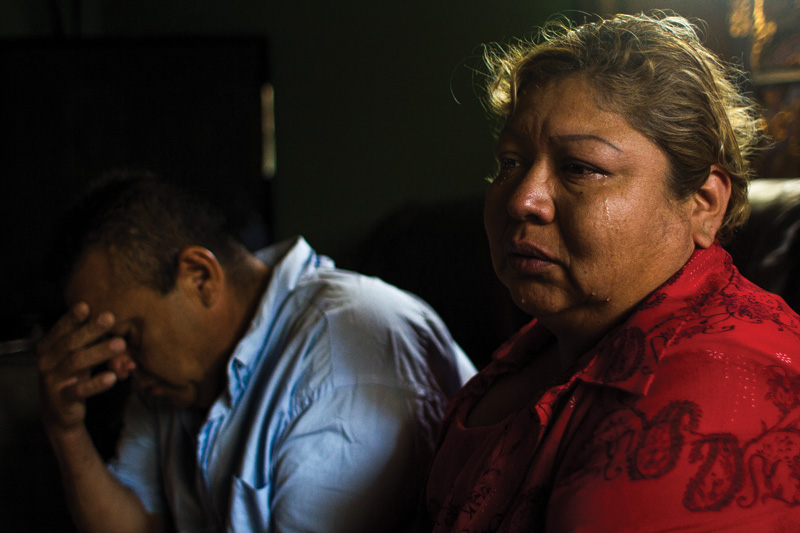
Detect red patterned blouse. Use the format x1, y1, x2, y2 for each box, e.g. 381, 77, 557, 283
426, 243, 800, 532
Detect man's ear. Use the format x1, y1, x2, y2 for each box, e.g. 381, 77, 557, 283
175, 246, 224, 307
690, 165, 732, 249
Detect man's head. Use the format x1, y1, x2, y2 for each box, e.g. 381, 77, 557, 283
56, 173, 269, 408
56, 172, 253, 296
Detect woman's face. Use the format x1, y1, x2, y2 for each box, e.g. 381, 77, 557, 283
484, 75, 697, 343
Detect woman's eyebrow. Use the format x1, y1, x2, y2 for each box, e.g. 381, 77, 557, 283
550, 134, 622, 152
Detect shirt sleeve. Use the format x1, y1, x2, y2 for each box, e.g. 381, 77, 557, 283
227, 271, 470, 532
268, 383, 445, 532
107, 391, 166, 515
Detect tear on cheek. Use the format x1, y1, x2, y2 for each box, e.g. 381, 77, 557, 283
586, 290, 612, 304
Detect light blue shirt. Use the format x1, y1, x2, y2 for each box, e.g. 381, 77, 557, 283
109, 237, 475, 532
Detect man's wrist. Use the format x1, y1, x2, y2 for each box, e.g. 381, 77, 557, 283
46, 423, 94, 457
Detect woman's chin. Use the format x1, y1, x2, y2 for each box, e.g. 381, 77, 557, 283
508, 291, 561, 319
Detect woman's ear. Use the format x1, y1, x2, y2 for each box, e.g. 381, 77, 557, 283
174, 246, 224, 307
690, 165, 732, 249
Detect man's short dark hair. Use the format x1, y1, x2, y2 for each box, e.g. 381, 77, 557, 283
55, 171, 249, 294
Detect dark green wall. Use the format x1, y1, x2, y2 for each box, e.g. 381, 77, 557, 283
1, 0, 577, 259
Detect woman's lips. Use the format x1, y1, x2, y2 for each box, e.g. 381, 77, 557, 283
505, 242, 557, 274
507, 254, 555, 274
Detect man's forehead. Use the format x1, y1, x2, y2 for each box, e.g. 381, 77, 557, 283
63, 248, 120, 308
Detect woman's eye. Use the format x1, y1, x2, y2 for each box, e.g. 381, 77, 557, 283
490, 155, 523, 184
494, 155, 524, 180
499, 157, 519, 171
563, 162, 605, 179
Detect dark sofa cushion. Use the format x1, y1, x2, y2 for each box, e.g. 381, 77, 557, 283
728, 178, 800, 312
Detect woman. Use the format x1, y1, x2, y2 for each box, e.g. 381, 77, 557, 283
426, 13, 800, 532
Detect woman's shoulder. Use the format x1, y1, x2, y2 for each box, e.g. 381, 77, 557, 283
641, 259, 800, 368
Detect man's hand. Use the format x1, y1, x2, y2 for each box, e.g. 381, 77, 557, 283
37, 302, 135, 438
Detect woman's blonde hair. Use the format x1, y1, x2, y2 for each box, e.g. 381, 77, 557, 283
483, 12, 766, 243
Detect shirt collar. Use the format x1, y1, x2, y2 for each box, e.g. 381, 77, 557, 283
218, 236, 334, 407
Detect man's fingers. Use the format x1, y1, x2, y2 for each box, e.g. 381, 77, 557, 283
60, 337, 127, 377
36, 302, 91, 357
63, 371, 118, 402
62, 311, 116, 353
108, 353, 136, 380
38, 308, 120, 374
37, 305, 129, 433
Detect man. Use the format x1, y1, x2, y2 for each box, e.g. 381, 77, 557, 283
38, 174, 475, 532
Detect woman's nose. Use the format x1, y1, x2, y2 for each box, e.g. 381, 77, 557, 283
505, 163, 556, 223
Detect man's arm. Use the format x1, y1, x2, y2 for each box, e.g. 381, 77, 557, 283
37, 302, 167, 533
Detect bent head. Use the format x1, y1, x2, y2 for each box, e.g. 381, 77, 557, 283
64, 246, 224, 408
56, 174, 263, 408
56, 173, 253, 296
